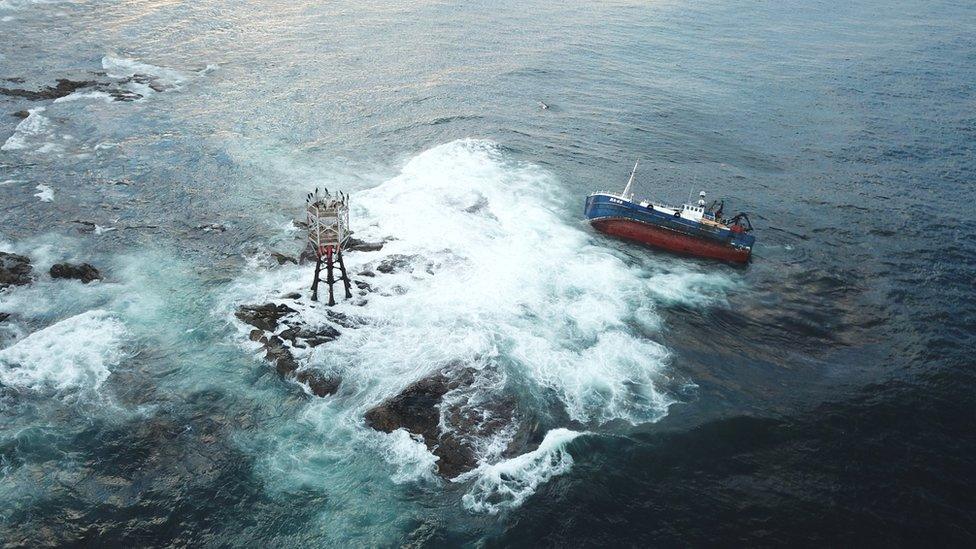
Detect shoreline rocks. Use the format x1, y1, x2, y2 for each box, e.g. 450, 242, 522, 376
235, 302, 342, 397
0, 78, 97, 101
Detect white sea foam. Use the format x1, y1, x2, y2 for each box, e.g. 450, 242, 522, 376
337, 139, 683, 425
458, 428, 585, 514
1, 107, 50, 151
0, 310, 127, 393
380, 429, 440, 484
33, 184, 53, 202
101, 55, 189, 90
53, 91, 114, 104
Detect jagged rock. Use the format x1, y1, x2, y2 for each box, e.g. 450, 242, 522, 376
463, 195, 491, 215
271, 252, 297, 265
49, 262, 101, 283
324, 310, 368, 329
108, 89, 142, 102
0, 252, 33, 288
376, 254, 415, 274
278, 324, 340, 347
0, 312, 9, 323
248, 329, 264, 342
0, 78, 97, 101
358, 270, 375, 278
365, 371, 453, 442
364, 366, 523, 478
345, 236, 385, 252
264, 337, 299, 376
12, 110, 29, 119
354, 280, 372, 292
299, 243, 317, 264
295, 369, 341, 397
235, 303, 295, 332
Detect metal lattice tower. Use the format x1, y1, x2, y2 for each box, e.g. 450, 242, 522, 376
305, 188, 352, 305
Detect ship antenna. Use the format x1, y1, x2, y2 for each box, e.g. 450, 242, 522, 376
621, 158, 639, 200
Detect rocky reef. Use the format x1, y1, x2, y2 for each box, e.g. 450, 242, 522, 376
50, 262, 101, 283
234, 301, 342, 397
0, 252, 34, 289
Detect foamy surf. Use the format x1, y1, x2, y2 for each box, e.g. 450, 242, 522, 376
1, 107, 50, 151
457, 428, 586, 514
33, 184, 53, 202
0, 309, 127, 393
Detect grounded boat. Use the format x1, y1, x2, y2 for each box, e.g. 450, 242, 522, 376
584, 161, 756, 263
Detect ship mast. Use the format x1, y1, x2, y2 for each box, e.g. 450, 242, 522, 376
621, 159, 639, 200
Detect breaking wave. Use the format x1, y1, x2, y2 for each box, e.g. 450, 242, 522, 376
458, 428, 586, 514
1, 107, 50, 152
0, 309, 127, 393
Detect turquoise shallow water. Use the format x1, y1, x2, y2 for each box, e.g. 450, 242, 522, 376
1, 0, 975, 545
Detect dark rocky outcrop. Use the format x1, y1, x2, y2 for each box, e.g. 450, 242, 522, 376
0, 252, 33, 288
295, 369, 341, 397
299, 243, 317, 264
0, 78, 97, 101
278, 324, 340, 348
12, 110, 29, 119
270, 252, 297, 265
364, 366, 528, 478
345, 236, 385, 252
376, 254, 416, 274
365, 371, 455, 442
49, 262, 101, 283
236, 302, 343, 397
234, 303, 296, 332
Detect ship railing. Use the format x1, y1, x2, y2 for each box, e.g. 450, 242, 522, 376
589, 191, 684, 211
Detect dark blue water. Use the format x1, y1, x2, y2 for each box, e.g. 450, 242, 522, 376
1, 0, 974, 545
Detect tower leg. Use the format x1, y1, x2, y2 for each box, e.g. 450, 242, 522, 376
326, 246, 336, 306
311, 255, 322, 301
337, 249, 352, 299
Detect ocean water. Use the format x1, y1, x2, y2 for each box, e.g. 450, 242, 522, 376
1, 0, 974, 546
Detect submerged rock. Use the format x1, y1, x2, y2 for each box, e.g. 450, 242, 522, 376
49, 262, 101, 283
0, 252, 33, 288
270, 252, 297, 265
12, 110, 29, 119
376, 254, 417, 274
0, 78, 97, 101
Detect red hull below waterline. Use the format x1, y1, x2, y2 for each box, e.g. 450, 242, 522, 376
591, 218, 751, 263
